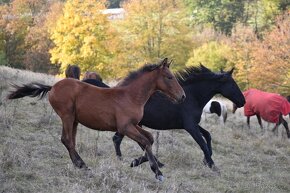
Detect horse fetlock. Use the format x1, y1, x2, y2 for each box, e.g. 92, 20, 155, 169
156, 174, 164, 182
130, 159, 140, 167
203, 158, 214, 168
154, 168, 164, 181
73, 158, 87, 169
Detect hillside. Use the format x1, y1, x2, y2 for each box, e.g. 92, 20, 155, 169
0, 66, 290, 193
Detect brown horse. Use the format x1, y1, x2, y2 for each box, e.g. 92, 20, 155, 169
7, 58, 185, 181
82, 71, 103, 82
65, 64, 81, 79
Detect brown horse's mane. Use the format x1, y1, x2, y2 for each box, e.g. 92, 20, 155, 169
175, 64, 224, 85
118, 64, 160, 86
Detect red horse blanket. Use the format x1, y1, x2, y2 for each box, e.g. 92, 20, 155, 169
243, 89, 290, 123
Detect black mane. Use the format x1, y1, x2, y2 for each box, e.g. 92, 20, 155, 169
118, 64, 160, 86
175, 65, 223, 85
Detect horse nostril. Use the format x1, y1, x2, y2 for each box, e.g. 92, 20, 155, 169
181, 94, 186, 101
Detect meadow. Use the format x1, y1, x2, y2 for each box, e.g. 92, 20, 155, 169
0, 66, 290, 193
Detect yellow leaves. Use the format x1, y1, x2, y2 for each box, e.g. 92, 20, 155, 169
116, 0, 192, 71
49, 0, 118, 78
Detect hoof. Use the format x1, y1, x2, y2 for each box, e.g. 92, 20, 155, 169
117, 156, 123, 161
211, 164, 221, 175
130, 159, 138, 167
156, 175, 164, 182
74, 160, 87, 169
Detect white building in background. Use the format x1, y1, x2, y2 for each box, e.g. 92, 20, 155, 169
101, 8, 125, 20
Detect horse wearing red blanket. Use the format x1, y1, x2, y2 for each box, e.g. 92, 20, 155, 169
233, 88, 290, 138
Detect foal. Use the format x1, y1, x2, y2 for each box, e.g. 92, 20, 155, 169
7, 58, 185, 181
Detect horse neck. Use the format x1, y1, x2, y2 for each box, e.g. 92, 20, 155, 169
124, 73, 157, 106
187, 80, 218, 108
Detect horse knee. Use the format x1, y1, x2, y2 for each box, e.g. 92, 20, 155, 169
61, 135, 74, 150
147, 133, 154, 145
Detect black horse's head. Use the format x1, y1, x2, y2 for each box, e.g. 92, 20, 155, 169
216, 68, 245, 108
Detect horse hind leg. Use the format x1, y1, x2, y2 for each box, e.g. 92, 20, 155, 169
61, 116, 87, 169
119, 124, 163, 181
280, 115, 290, 138
112, 132, 124, 159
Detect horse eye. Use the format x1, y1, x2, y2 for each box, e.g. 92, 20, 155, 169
167, 76, 173, 80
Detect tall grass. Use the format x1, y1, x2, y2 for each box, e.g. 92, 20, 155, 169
1, 66, 290, 193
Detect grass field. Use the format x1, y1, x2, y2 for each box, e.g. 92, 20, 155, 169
1, 66, 290, 193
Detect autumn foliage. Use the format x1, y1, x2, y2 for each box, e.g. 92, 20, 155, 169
0, 0, 289, 94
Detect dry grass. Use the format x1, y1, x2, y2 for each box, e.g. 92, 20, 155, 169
1, 66, 290, 193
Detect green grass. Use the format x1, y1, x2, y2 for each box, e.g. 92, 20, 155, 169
1, 66, 290, 193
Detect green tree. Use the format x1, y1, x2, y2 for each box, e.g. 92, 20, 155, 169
114, 0, 193, 75
186, 41, 233, 71
184, 0, 245, 35
50, 0, 118, 78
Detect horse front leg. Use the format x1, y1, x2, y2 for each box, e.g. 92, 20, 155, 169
118, 124, 164, 181
199, 126, 212, 156
112, 123, 144, 159
277, 114, 290, 138
247, 116, 251, 129
130, 125, 164, 168
184, 122, 219, 173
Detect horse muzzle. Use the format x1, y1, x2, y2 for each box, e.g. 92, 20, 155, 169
175, 92, 186, 104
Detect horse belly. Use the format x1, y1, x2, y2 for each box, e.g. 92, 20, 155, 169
78, 115, 117, 131
76, 105, 117, 132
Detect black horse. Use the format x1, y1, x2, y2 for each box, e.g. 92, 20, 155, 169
86, 65, 245, 171
82, 78, 109, 88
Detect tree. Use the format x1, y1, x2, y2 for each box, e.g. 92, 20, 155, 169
184, 0, 245, 35
114, 0, 193, 75
227, 24, 257, 91
249, 13, 290, 95
24, 1, 63, 74
49, 0, 118, 78
186, 41, 233, 71
0, 0, 33, 68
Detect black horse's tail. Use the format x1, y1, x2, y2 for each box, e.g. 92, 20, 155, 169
7, 82, 52, 100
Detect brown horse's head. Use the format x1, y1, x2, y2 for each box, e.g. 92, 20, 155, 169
82, 71, 103, 82
155, 58, 186, 103
65, 64, 81, 80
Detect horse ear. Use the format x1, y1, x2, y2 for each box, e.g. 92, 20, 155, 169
167, 59, 173, 68
160, 58, 169, 67
228, 67, 235, 75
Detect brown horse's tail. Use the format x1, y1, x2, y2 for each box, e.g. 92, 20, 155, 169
7, 82, 52, 100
